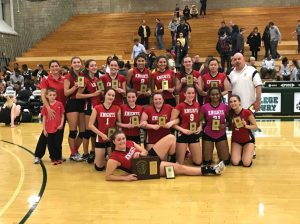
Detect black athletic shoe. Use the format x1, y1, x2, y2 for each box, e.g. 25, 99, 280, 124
87, 151, 95, 164
81, 153, 89, 161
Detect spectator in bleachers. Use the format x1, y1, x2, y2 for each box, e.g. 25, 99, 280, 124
104, 56, 113, 73
262, 24, 271, 58
168, 18, 179, 49
155, 18, 164, 49
10, 70, 24, 92
118, 60, 128, 77
175, 40, 184, 69
231, 24, 239, 55
192, 55, 202, 71
21, 64, 32, 80
176, 19, 190, 52
292, 20, 300, 53
124, 61, 131, 70
269, 22, 281, 60
131, 38, 147, 60
218, 21, 231, 37
279, 57, 291, 81
174, 3, 180, 19
61, 65, 69, 76
236, 28, 246, 55
1, 66, 12, 83
147, 47, 157, 70
32, 64, 48, 81
216, 31, 231, 74
261, 55, 276, 79
0, 52, 10, 67
138, 19, 151, 50
177, 32, 188, 55
247, 27, 261, 60
183, 5, 190, 20
190, 5, 198, 18
199, 0, 207, 18
291, 59, 300, 81
249, 57, 257, 69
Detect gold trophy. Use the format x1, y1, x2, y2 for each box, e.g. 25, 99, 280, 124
164, 166, 175, 179
140, 84, 147, 93
186, 74, 194, 85
210, 81, 219, 88
158, 116, 166, 126
190, 122, 197, 132
162, 80, 169, 90
107, 128, 116, 138
96, 80, 104, 91
112, 80, 119, 89
131, 116, 140, 127
77, 76, 85, 88
212, 118, 220, 131
233, 117, 244, 129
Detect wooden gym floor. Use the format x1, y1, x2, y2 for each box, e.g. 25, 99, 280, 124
0, 119, 300, 224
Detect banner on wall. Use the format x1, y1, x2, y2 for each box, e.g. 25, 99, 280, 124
294, 93, 300, 113
257, 93, 281, 113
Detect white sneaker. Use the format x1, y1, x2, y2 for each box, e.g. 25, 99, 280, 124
34, 157, 40, 164
213, 161, 225, 175
70, 153, 83, 162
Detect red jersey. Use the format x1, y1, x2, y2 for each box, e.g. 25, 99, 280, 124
41, 101, 65, 133
40, 74, 66, 107
101, 74, 126, 105
231, 109, 254, 144
175, 101, 200, 130
64, 72, 84, 99
201, 72, 227, 103
109, 140, 140, 172
95, 104, 120, 143
152, 69, 175, 100
130, 67, 151, 99
120, 104, 143, 137
84, 76, 100, 107
176, 70, 200, 103
144, 104, 173, 144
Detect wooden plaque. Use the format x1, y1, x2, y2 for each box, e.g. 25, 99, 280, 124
112, 79, 119, 89
190, 122, 197, 132
107, 127, 116, 139
78, 76, 85, 88
96, 80, 104, 91
212, 119, 220, 131
210, 81, 219, 88
162, 80, 169, 90
132, 156, 161, 180
131, 115, 140, 127
233, 116, 244, 129
158, 116, 166, 126
164, 166, 175, 179
186, 74, 194, 85
140, 84, 147, 93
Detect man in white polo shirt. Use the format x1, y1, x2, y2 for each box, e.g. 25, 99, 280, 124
228, 53, 262, 111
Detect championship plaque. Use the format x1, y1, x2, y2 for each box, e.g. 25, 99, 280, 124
164, 166, 175, 179
140, 84, 147, 93
162, 80, 169, 90
78, 76, 85, 88
131, 115, 139, 127
186, 74, 194, 85
158, 116, 166, 126
132, 156, 161, 180
190, 122, 197, 132
107, 128, 116, 138
112, 79, 119, 89
233, 117, 244, 129
212, 118, 220, 131
210, 81, 219, 88
96, 80, 104, 91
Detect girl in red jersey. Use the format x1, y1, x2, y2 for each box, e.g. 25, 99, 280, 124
175, 56, 201, 103
200, 87, 230, 166
100, 59, 126, 105
89, 88, 120, 171
117, 90, 143, 144
105, 131, 225, 181
152, 56, 176, 107
199, 58, 230, 103
229, 95, 257, 167
140, 93, 176, 151
64, 56, 85, 161
34, 60, 66, 164
171, 86, 202, 165
127, 54, 152, 106
76, 59, 102, 162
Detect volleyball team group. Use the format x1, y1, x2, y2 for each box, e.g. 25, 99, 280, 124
33, 53, 258, 181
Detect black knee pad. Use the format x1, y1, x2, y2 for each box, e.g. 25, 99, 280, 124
168, 154, 176, 163
78, 131, 85, 139
84, 130, 92, 139
203, 160, 212, 166
243, 161, 253, 167
69, 130, 78, 139
94, 164, 105, 171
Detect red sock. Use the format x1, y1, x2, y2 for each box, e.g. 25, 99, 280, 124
71, 148, 77, 155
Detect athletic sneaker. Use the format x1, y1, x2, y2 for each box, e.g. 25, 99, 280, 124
87, 151, 95, 164
69, 153, 83, 162
81, 153, 89, 161
213, 161, 225, 175
34, 157, 40, 164
51, 160, 58, 165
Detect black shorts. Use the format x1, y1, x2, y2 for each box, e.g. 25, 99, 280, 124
126, 135, 141, 144
84, 101, 93, 116
164, 98, 176, 107
202, 132, 227, 143
176, 132, 201, 144
66, 99, 85, 113
136, 96, 150, 106
234, 138, 255, 147
148, 147, 159, 157
0, 107, 11, 124
95, 141, 111, 149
